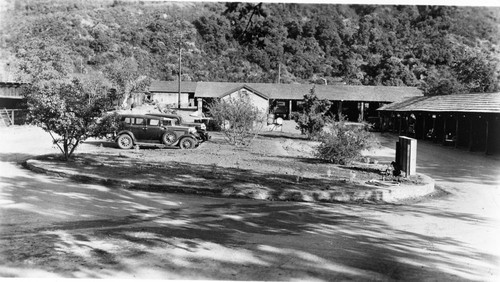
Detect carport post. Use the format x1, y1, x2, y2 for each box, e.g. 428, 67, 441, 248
398, 114, 402, 135
442, 116, 447, 145
468, 116, 474, 151
422, 115, 426, 139
485, 119, 489, 155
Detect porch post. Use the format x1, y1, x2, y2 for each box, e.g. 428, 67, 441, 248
359, 102, 365, 121
289, 100, 293, 120
197, 98, 203, 113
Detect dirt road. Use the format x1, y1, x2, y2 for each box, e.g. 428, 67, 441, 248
0, 126, 499, 280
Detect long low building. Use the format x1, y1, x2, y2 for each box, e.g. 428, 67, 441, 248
378, 93, 500, 154
147, 81, 423, 123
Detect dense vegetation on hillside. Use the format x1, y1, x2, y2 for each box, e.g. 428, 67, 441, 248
1, 0, 499, 96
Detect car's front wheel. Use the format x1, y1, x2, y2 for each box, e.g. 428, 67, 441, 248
162, 132, 177, 145
117, 134, 134, 149
179, 137, 196, 149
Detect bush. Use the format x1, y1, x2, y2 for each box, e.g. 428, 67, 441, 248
89, 112, 122, 139
290, 86, 332, 139
208, 96, 265, 145
316, 117, 378, 165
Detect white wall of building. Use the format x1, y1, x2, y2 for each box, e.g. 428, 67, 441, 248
222, 89, 269, 115
151, 92, 191, 108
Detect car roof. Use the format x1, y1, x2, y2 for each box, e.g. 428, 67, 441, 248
119, 114, 160, 119
146, 113, 179, 118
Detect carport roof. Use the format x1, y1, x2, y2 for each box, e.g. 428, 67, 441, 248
378, 92, 500, 113
194, 82, 422, 102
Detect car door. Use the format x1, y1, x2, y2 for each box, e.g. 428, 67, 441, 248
130, 117, 147, 141
146, 117, 164, 142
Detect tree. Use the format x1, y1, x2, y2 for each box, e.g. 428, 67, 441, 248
17, 39, 115, 160
291, 87, 332, 139
208, 96, 265, 146
452, 45, 499, 93
102, 57, 150, 108
24, 75, 115, 160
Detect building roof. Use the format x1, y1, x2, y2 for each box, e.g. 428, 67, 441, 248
219, 84, 270, 99
378, 92, 500, 113
148, 80, 198, 93
194, 82, 422, 102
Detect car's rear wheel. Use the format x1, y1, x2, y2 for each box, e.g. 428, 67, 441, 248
179, 137, 196, 149
117, 134, 133, 149
162, 131, 177, 145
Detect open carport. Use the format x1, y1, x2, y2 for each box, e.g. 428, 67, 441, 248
378, 93, 500, 155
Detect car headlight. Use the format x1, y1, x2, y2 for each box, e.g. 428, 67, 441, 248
200, 123, 206, 130
188, 127, 196, 134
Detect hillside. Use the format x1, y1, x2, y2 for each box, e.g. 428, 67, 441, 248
1, 0, 499, 96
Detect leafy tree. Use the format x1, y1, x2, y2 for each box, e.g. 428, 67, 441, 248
291, 87, 332, 139
24, 75, 115, 160
452, 45, 499, 93
420, 66, 463, 96
17, 38, 115, 160
102, 57, 150, 108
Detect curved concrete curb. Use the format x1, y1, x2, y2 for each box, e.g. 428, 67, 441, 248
23, 158, 435, 204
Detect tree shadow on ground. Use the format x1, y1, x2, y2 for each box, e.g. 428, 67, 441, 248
25, 152, 381, 200
0, 170, 498, 280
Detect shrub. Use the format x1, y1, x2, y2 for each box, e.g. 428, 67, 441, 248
89, 112, 122, 138
315, 117, 378, 165
208, 96, 265, 145
290, 86, 332, 139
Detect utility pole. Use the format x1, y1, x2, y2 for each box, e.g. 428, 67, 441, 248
277, 63, 281, 84
178, 34, 182, 109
